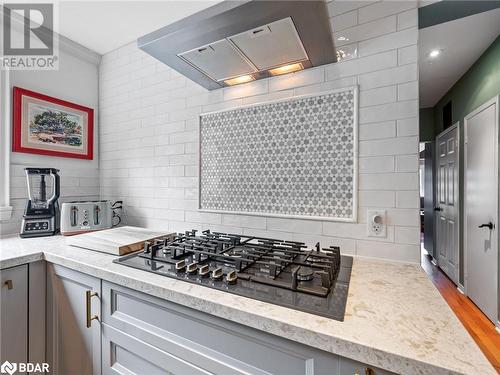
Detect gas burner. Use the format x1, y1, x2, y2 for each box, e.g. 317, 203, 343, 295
114, 229, 353, 321
296, 267, 314, 281
226, 246, 247, 258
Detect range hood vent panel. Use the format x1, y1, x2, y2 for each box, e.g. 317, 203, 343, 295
179, 39, 257, 82
138, 1, 336, 90
229, 18, 308, 71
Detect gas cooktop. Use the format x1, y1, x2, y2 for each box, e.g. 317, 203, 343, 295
114, 229, 353, 321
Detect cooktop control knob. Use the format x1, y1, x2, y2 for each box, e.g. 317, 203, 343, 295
198, 264, 210, 278
175, 259, 186, 272
187, 262, 198, 274
226, 270, 237, 285
211, 267, 223, 281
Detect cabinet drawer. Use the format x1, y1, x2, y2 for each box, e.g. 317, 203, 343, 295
102, 281, 396, 375
102, 281, 339, 375
103, 323, 255, 375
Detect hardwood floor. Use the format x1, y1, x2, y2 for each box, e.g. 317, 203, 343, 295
421, 249, 500, 373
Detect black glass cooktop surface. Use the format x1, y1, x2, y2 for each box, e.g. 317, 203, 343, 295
113, 230, 353, 321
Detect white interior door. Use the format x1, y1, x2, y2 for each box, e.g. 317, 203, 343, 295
465, 96, 499, 325
435, 124, 459, 284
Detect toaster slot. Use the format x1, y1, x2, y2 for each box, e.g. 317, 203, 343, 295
71, 206, 78, 227
94, 204, 100, 225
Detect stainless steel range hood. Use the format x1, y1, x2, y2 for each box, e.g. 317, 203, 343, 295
137, 1, 336, 90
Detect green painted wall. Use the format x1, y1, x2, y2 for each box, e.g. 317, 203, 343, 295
432, 35, 500, 286
433, 35, 500, 133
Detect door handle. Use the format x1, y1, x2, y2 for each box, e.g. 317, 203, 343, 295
85, 290, 99, 328
478, 222, 495, 230
434, 207, 443, 211
3, 280, 13, 290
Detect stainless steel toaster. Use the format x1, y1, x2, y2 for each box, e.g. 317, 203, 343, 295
61, 200, 114, 235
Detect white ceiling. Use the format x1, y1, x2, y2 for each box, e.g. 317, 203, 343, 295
419, 8, 500, 108
58, 1, 221, 55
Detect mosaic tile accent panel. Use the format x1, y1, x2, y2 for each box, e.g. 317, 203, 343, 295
200, 87, 358, 220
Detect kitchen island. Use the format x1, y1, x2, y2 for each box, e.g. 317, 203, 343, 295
0, 234, 495, 375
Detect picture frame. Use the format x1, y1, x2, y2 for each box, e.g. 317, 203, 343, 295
12, 87, 94, 159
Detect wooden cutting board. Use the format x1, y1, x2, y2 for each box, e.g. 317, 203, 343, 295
66, 226, 175, 255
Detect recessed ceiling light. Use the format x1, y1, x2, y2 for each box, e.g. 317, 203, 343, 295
429, 49, 441, 58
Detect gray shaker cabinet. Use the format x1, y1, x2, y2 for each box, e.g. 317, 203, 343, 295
100, 281, 395, 375
0, 264, 28, 373
44, 264, 394, 375
46, 264, 101, 375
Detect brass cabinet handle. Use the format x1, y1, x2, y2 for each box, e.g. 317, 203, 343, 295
4, 280, 13, 290
85, 290, 99, 328
355, 368, 375, 375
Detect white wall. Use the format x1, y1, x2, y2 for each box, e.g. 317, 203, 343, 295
0, 37, 101, 235
99, 0, 420, 262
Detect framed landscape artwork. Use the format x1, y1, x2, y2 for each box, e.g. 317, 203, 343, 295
12, 87, 94, 159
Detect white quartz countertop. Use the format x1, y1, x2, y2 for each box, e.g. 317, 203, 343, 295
0, 234, 495, 375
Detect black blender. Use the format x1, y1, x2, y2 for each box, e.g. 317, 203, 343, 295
20, 168, 60, 238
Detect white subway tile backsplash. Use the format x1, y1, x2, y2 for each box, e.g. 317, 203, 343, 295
358, 28, 418, 57
359, 156, 395, 173
185, 211, 222, 224
334, 16, 397, 47
222, 214, 267, 230
360, 86, 397, 107
268, 67, 324, 92
398, 45, 418, 65
397, 117, 419, 137
359, 121, 396, 140
396, 154, 419, 172
356, 240, 419, 263
267, 217, 322, 235
326, 50, 397, 81
327, 1, 377, 17
398, 81, 418, 101
395, 226, 420, 245
223, 80, 268, 101
397, 9, 418, 30
359, 64, 417, 89
360, 136, 418, 157
396, 191, 420, 208
242, 89, 294, 105
359, 173, 418, 191
359, 190, 395, 207
331, 10, 358, 32
387, 208, 420, 227
358, 1, 416, 24
359, 100, 418, 123
297, 76, 357, 95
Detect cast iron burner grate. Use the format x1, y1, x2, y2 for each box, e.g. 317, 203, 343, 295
113, 229, 353, 321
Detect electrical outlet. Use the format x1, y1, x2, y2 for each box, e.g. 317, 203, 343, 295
367, 210, 386, 237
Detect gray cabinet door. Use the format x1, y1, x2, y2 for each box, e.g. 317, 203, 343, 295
0, 264, 28, 372
47, 264, 101, 375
